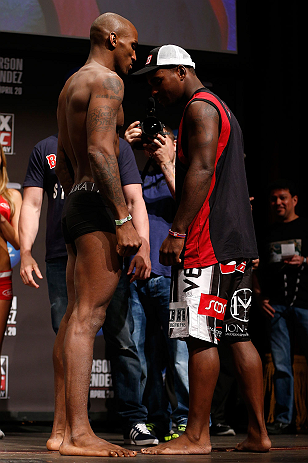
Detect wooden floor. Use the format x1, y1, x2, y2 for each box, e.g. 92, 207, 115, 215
1, 428, 308, 462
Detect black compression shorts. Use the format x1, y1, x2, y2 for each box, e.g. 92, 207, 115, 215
61, 182, 116, 247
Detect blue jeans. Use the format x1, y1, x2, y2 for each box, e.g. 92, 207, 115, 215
270, 304, 308, 424
104, 269, 148, 431
46, 257, 68, 334
170, 337, 190, 425
130, 276, 189, 434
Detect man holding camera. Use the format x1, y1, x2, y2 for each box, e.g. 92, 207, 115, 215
134, 44, 271, 455
124, 121, 189, 442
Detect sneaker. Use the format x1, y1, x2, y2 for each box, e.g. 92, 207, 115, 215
171, 423, 187, 439
211, 423, 236, 436
176, 424, 186, 435
0, 429, 4, 439
266, 421, 292, 435
124, 422, 159, 446
146, 422, 169, 442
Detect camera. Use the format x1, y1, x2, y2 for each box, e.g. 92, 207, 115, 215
134, 97, 165, 149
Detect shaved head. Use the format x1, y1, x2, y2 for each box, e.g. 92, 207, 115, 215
90, 12, 136, 47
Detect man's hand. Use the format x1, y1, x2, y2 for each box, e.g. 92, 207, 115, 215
127, 238, 151, 282
124, 121, 142, 146
20, 253, 43, 288
283, 254, 305, 267
260, 297, 275, 318
159, 235, 185, 266
144, 134, 170, 164
116, 221, 142, 258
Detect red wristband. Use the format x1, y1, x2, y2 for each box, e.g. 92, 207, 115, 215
168, 229, 186, 239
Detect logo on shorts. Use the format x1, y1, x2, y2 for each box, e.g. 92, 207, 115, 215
220, 261, 246, 274
230, 288, 251, 322
2, 289, 12, 297
198, 294, 227, 320
236, 261, 246, 273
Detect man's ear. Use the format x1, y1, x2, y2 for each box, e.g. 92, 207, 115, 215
177, 65, 187, 81
109, 32, 117, 48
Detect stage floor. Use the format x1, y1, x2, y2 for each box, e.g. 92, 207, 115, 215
1, 430, 308, 462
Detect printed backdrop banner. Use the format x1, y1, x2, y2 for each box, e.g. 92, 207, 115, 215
0, 39, 132, 421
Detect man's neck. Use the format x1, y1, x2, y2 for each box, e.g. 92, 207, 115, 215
280, 213, 299, 223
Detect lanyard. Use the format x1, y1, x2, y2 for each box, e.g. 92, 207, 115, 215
283, 264, 304, 307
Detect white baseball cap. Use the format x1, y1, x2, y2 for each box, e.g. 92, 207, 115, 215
133, 44, 195, 75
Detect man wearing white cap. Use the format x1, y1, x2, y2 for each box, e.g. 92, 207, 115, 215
134, 45, 271, 455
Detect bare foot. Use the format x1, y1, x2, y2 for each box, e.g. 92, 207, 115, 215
235, 434, 271, 453
60, 433, 136, 457
46, 432, 64, 451
141, 433, 211, 455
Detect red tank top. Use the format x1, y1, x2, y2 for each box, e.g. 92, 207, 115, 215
176, 88, 258, 268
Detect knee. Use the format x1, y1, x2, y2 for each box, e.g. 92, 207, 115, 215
71, 303, 107, 336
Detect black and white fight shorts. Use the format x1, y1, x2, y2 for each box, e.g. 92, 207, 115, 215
169, 260, 253, 344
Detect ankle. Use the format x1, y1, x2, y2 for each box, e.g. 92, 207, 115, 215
185, 425, 211, 445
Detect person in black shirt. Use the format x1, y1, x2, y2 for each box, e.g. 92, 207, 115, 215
255, 179, 308, 434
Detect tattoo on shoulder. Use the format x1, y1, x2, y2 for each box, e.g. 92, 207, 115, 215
196, 103, 219, 124
102, 77, 123, 95
95, 77, 123, 101
190, 103, 220, 147
88, 106, 118, 134
96, 94, 109, 99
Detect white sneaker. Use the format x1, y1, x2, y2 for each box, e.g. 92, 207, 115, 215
124, 422, 159, 446
0, 429, 5, 438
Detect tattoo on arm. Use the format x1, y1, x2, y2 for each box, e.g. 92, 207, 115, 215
95, 77, 123, 100
192, 104, 219, 148
102, 77, 122, 94
90, 151, 126, 210
88, 106, 118, 135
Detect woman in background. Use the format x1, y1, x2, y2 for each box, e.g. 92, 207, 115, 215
0, 144, 22, 438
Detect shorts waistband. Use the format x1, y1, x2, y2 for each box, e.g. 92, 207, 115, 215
0, 270, 12, 278
69, 182, 99, 195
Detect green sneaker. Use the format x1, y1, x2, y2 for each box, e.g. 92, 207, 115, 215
147, 423, 176, 442
163, 431, 174, 441
173, 424, 186, 438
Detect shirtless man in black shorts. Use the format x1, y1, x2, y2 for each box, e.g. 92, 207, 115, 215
48, 13, 140, 458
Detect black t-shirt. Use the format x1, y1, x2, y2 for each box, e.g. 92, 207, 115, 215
23, 135, 141, 261
260, 217, 308, 309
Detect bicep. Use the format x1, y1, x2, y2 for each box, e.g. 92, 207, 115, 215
87, 76, 124, 152
186, 101, 219, 171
